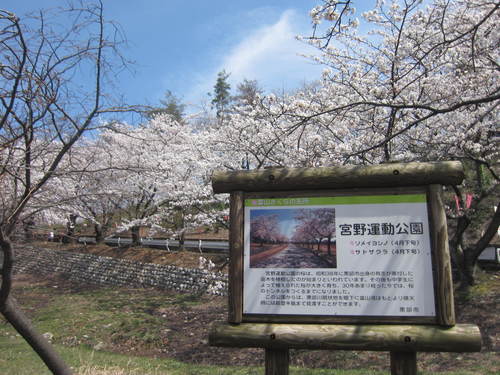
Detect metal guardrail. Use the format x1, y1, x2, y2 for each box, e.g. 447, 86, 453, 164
77, 236, 229, 253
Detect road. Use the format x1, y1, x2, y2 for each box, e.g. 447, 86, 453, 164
78, 237, 229, 252
251, 243, 334, 268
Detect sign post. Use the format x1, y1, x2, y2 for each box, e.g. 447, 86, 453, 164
209, 161, 481, 375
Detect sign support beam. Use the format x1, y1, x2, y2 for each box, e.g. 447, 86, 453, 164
209, 322, 482, 352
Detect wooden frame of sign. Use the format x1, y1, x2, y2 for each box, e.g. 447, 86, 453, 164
213, 161, 463, 327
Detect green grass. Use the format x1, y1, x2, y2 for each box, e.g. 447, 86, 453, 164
1, 278, 498, 375
0, 334, 388, 375
14, 285, 202, 352
1, 323, 496, 375
1, 333, 496, 375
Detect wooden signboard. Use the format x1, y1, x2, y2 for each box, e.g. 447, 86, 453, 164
210, 162, 483, 375
213, 162, 461, 327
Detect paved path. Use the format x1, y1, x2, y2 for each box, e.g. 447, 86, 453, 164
251, 244, 333, 268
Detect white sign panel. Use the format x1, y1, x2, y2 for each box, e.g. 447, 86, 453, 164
243, 194, 436, 317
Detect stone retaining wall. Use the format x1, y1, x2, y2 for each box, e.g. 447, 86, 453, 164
13, 245, 228, 295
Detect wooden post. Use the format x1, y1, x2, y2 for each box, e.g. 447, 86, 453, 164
228, 191, 244, 323
265, 348, 289, 375
428, 184, 455, 326
390, 351, 417, 375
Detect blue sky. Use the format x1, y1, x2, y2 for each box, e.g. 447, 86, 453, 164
3, 0, 348, 112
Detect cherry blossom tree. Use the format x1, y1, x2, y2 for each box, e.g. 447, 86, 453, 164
35, 109, 229, 250
300, 0, 499, 289
294, 209, 336, 254
209, 0, 497, 289
0, 2, 139, 373
40, 139, 128, 243
250, 214, 285, 245
81, 114, 226, 246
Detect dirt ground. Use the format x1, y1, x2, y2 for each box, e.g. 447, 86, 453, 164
11, 243, 500, 372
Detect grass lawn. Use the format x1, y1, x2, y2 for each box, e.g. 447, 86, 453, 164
1, 334, 496, 375
0, 257, 498, 374
0, 336, 392, 375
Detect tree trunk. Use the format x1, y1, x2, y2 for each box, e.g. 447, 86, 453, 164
179, 230, 185, 251
1, 234, 73, 374
64, 214, 77, 243
23, 219, 35, 242
453, 202, 500, 291
457, 251, 478, 292
1, 298, 73, 375
94, 223, 103, 244
131, 226, 141, 246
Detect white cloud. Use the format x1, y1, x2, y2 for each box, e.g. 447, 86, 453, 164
185, 9, 322, 107
223, 10, 297, 81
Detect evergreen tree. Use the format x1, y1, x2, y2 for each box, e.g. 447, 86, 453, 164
211, 70, 232, 118
147, 90, 185, 122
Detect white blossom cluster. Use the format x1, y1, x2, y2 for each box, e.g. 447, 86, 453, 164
3, 0, 497, 244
